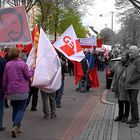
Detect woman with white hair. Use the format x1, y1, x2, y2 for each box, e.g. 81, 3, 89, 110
125, 45, 140, 128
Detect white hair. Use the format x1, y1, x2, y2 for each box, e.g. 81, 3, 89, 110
129, 45, 138, 53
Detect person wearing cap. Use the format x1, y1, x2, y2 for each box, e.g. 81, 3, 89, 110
125, 45, 140, 128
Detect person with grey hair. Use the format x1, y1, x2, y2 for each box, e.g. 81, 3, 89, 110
111, 51, 130, 122
125, 45, 140, 128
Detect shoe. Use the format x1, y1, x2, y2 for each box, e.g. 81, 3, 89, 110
56, 105, 61, 108
43, 114, 50, 120
11, 126, 18, 138
121, 117, 128, 122
51, 114, 57, 119
43, 116, 50, 120
0, 127, 6, 131
31, 108, 37, 111
114, 116, 122, 121
129, 123, 137, 128
126, 120, 139, 124
16, 127, 22, 133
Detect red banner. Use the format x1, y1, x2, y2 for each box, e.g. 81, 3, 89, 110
0, 6, 32, 45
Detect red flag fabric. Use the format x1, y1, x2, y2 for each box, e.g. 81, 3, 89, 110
16, 44, 24, 51
23, 44, 32, 54
32, 24, 40, 45
0, 50, 6, 58
72, 61, 84, 85
97, 39, 103, 48
88, 68, 99, 88
53, 25, 85, 62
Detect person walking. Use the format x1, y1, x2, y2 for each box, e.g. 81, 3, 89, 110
41, 91, 56, 120
76, 58, 89, 93
67, 59, 74, 76
26, 86, 38, 111
55, 56, 66, 108
0, 50, 6, 131
2, 47, 35, 137
111, 51, 130, 122
125, 45, 140, 128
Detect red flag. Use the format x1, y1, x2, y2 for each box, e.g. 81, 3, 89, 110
16, 44, 24, 51
32, 24, 40, 45
88, 68, 99, 88
23, 44, 32, 54
72, 61, 84, 85
97, 39, 103, 48
0, 50, 6, 58
53, 25, 85, 62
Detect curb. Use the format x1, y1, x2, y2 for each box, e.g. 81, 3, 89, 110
111, 104, 119, 140
100, 89, 114, 105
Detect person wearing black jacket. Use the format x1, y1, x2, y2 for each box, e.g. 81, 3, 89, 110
26, 86, 38, 111
77, 58, 89, 93
0, 52, 6, 131
55, 56, 67, 108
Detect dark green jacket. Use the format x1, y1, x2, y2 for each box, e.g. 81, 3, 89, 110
125, 56, 140, 90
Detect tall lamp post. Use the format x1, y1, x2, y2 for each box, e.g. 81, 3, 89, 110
110, 12, 114, 49
110, 12, 114, 31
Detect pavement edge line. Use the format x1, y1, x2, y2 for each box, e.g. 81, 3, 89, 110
111, 104, 119, 140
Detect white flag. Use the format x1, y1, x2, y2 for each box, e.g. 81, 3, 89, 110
53, 25, 85, 62
26, 47, 35, 68
32, 28, 61, 93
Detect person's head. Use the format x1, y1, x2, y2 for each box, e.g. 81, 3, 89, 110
0, 7, 23, 41
121, 51, 129, 65
129, 45, 138, 59
8, 47, 20, 60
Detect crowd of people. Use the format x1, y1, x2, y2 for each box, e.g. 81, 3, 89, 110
0, 47, 67, 138
1, 44, 140, 139
0, 45, 109, 137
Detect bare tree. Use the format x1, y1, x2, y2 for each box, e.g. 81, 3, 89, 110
116, 0, 140, 11
129, 0, 140, 11
2, 0, 36, 12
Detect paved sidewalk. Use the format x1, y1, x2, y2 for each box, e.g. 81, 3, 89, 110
74, 89, 140, 140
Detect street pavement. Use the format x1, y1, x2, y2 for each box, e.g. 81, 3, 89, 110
0, 71, 140, 140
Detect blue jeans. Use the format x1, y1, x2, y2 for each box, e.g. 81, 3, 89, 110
55, 80, 64, 106
11, 99, 27, 127
0, 91, 4, 127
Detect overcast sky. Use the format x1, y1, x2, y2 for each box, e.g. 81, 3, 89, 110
82, 0, 121, 33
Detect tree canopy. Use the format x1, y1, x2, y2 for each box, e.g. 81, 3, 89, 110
115, 0, 140, 48
1, 0, 36, 12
